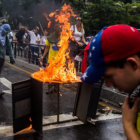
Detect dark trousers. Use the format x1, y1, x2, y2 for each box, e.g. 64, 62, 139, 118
30, 46, 39, 65
41, 49, 47, 67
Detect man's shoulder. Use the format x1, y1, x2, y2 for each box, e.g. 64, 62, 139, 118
29, 30, 34, 34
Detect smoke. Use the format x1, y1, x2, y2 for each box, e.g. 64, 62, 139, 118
3, 0, 63, 30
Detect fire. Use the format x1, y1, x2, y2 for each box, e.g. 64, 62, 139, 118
43, 13, 51, 28
17, 117, 32, 134
27, 117, 32, 130
32, 4, 81, 83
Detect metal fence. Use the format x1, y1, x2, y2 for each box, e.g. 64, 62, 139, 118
12, 41, 84, 72
12, 41, 45, 64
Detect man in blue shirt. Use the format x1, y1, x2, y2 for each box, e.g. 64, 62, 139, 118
0, 24, 15, 62
0, 24, 15, 96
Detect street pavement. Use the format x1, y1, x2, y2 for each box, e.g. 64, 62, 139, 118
0, 56, 126, 140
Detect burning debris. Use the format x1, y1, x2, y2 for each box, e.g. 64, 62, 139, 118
32, 4, 81, 83
27, 117, 32, 130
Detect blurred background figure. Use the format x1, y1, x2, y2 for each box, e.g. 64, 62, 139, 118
23, 27, 30, 58
70, 16, 88, 72
0, 24, 15, 96
41, 27, 60, 94
0, 24, 15, 63
70, 17, 87, 47
15, 26, 26, 55
25, 26, 40, 65
7, 31, 14, 55
8, 31, 13, 44
39, 28, 48, 67
41, 24, 61, 66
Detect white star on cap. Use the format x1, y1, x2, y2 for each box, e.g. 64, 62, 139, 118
92, 39, 96, 43
92, 46, 95, 50
82, 72, 88, 80
89, 52, 92, 57
130, 27, 135, 32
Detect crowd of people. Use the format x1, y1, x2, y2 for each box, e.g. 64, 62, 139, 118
14, 17, 90, 72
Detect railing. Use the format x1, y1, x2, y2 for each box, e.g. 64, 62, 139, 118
12, 41, 84, 72
12, 41, 45, 63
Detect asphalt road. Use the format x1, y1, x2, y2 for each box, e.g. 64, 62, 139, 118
0, 56, 126, 140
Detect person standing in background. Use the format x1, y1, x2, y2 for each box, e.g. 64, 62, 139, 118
0, 24, 15, 64
8, 31, 13, 44
15, 27, 26, 52
40, 28, 48, 67
25, 26, 40, 65
0, 24, 15, 96
70, 17, 87, 48
70, 17, 88, 71
41, 31, 60, 65
41, 30, 60, 94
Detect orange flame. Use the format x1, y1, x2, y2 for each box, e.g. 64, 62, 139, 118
32, 4, 81, 83
49, 12, 55, 17
43, 13, 52, 28
27, 117, 32, 130
17, 117, 32, 134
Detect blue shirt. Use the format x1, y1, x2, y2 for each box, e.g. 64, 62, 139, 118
0, 27, 13, 59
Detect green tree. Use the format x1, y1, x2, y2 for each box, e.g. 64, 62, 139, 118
68, 0, 140, 35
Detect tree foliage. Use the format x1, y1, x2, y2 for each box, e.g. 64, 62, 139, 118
67, 0, 140, 35
0, 0, 140, 33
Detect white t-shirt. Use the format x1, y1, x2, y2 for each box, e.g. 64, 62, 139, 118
40, 36, 47, 46
70, 25, 85, 42
8, 31, 13, 42
29, 31, 40, 45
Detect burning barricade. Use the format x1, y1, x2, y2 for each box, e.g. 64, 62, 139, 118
32, 4, 81, 84
12, 4, 100, 136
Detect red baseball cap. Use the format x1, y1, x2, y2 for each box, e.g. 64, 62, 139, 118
102, 24, 140, 62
